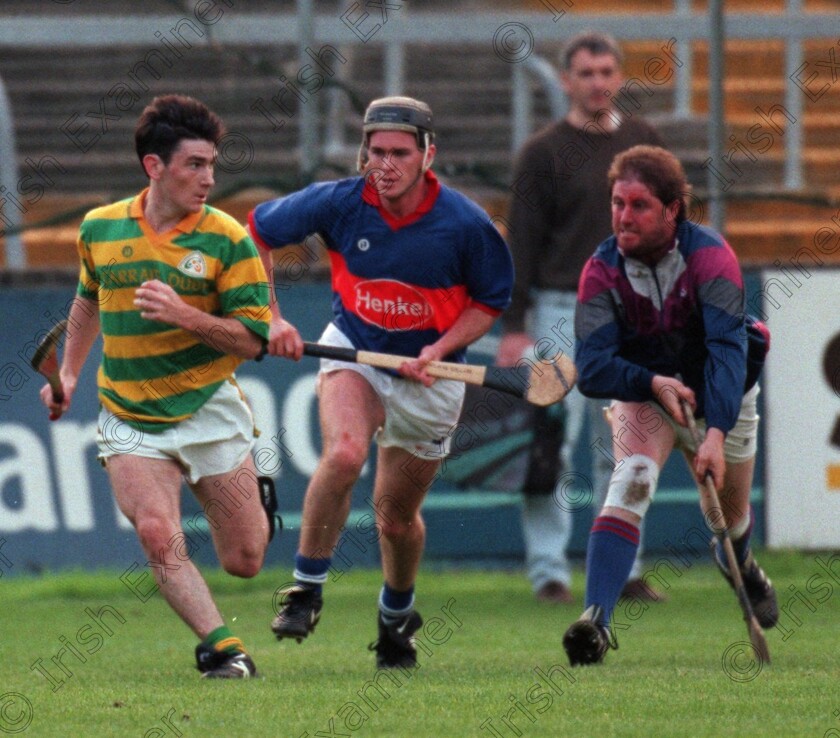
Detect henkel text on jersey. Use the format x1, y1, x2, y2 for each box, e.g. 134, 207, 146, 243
354, 279, 434, 331
333, 267, 468, 333
353, 278, 437, 331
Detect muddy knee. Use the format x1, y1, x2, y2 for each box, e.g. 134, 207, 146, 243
604, 454, 660, 518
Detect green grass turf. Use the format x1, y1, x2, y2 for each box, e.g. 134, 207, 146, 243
3, 550, 839, 737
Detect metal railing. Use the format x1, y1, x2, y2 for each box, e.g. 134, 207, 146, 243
0, 73, 23, 268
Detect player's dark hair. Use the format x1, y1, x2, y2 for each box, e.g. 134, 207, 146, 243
560, 31, 623, 70
608, 145, 691, 223
134, 94, 224, 173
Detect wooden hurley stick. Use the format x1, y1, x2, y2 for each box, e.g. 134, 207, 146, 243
681, 399, 771, 665
31, 319, 69, 421
301, 342, 577, 406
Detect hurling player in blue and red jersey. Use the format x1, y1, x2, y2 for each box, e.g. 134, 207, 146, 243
562, 145, 778, 665
248, 96, 513, 668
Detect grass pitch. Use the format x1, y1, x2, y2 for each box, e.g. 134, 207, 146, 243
3, 550, 839, 737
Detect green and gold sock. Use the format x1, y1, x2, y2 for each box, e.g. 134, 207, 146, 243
203, 625, 245, 655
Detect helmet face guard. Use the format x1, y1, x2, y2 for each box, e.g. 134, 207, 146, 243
357, 96, 435, 173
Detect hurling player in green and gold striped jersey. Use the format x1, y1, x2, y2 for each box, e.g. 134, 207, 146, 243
76, 185, 269, 429
39, 95, 288, 680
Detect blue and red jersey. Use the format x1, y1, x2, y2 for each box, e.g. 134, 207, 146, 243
575, 219, 767, 433
248, 171, 513, 363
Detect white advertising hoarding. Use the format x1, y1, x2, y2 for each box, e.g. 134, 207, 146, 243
763, 268, 840, 548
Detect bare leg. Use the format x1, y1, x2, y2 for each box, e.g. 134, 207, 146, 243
271, 371, 387, 640
572, 402, 676, 632
711, 457, 755, 532
601, 400, 677, 527
108, 455, 224, 640
373, 446, 440, 590
298, 370, 385, 556
190, 453, 269, 578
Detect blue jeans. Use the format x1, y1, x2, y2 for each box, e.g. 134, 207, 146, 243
521, 290, 645, 590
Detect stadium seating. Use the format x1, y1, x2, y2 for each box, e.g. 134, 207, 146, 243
1, 1, 839, 268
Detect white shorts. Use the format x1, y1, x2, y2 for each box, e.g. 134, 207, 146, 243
317, 323, 465, 459
620, 384, 760, 463
96, 378, 257, 484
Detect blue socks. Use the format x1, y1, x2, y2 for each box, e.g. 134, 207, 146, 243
584, 516, 641, 626
379, 583, 415, 624
293, 554, 331, 595
293, 555, 418, 624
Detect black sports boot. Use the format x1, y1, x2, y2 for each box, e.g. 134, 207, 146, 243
368, 611, 423, 669
711, 540, 778, 629
195, 643, 257, 678
271, 585, 323, 642
562, 605, 617, 666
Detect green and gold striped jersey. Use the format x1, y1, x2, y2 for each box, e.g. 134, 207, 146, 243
76, 189, 271, 431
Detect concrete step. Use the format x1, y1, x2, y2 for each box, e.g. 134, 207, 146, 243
726, 216, 840, 265
1, 5, 838, 248
680, 144, 840, 188
1, 188, 288, 269
692, 83, 840, 115
724, 111, 840, 146
691, 38, 838, 77
9, 183, 840, 270
726, 193, 839, 222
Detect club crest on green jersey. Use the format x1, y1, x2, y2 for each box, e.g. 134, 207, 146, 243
178, 250, 207, 278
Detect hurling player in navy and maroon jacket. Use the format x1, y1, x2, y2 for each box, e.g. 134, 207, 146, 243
248, 96, 513, 668
562, 145, 778, 666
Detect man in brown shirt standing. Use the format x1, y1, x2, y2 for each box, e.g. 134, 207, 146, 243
497, 31, 665, 604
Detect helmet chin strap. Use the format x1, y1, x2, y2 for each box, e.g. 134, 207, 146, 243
420, 132, 432, 173
356, 141, 367, 174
